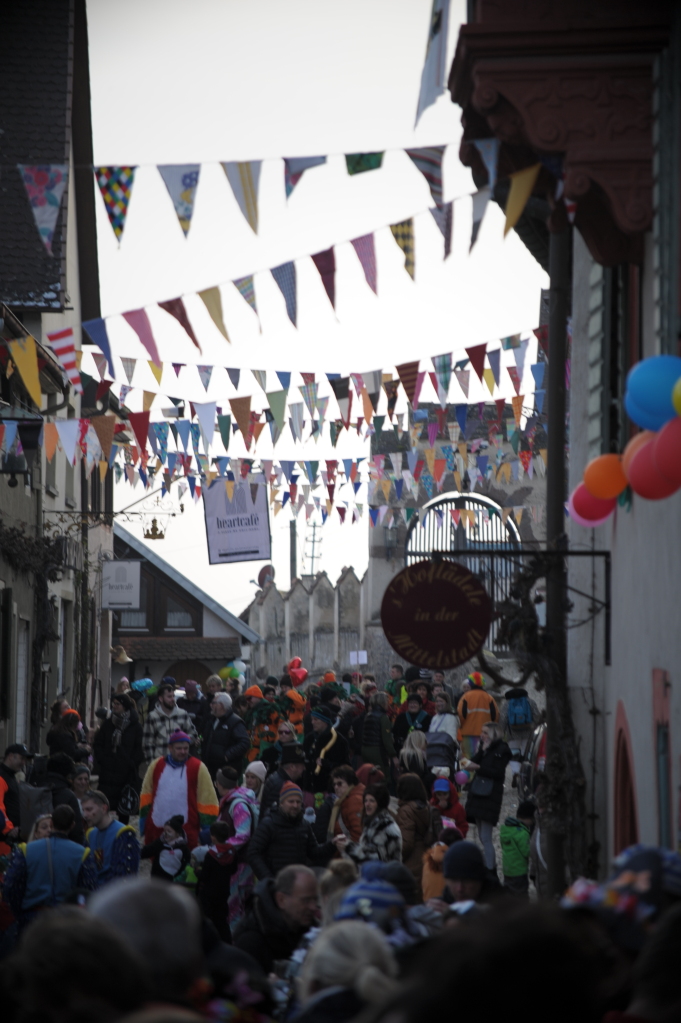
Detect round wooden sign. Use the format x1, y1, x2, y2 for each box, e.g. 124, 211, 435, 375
380, 559, 492, 669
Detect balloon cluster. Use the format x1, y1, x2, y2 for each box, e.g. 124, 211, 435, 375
570, 355, 681, 525
287, 656, 308, 687
218, 659, 246, 687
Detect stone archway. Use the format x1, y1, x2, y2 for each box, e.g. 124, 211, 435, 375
614, 702, 639, 855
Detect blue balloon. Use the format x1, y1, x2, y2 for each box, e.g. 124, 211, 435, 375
625, 355, 681, 431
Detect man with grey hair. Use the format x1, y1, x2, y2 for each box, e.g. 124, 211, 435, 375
89, 877, 203, 1005
234, 864, 320, 973
202, 690, 250, 779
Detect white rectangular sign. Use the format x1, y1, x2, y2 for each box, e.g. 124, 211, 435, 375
102, 560, 141, 609
349, 650, 368, 665
203, 476, 271, 565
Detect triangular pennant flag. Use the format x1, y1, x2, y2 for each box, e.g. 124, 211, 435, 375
429, 201, 453, 258
229, 396, 251, 438
390, 219, 415, 279
432, 353, 452, 406
226, 368, 241, 390
119, 384, 132, 406
222, 161, 261, 232
507, 366, 521, 395
92, 353, 108, 381
512, 395, 524, 427
47, 327, 84, 394
89, 415, 116, 461
345, 153, 383, 175
195, 401, 216, 450
55, 420, 79, 465
505, 164, 541, 236
95, 166, 136, 241
495, 398, 506, 421
311, 248, 336, 309
198, 286, 230, 342
284, 156, 326, 198
158, 297, 201, 351
81, 318, 116, 381
158, 164, 200, 236
466, 343, 487, 382
483, 368, 495, 395
488, 348, 501, 387
454, 369, 469, 398
128, 411, 151, 454
350, 234, 377, 294
405, 146, 446, 207
471, 139, 499, 190
43, 422, 58, 462
217, 415, 231, 450
142, 390, 155, 412
196, 365, 212, 392
531, 363, 545, 389
176, 420, 191, 453
456, 405, 468, 436
396, 361, 420, 405
122, 308, 161, 367
271, 262, 297, 326
414, 0, 451, 125
252, 370, 267, 393
148, 361, 163, 387
535, 389, 546, 413
470, 186, 490, 250
300, 381, 318, 418
8, 335, 41, 407
514, 338, 530, 381
232, 275, 260, 328
18, 164, 68, 253
276, 371, 291, 392
171, 363, 184, 378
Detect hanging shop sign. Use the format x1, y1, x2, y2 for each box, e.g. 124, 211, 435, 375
203, 475, 271, 565
380, 558, 491, 668
102, 559, 141, 609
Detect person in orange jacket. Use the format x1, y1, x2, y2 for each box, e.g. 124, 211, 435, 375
279, 684, 306, 739
421, 827, 464, 901
244, 686, 281, 763
456, 672, 499, 760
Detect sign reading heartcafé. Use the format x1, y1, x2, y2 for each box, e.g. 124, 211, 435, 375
380, 559, 492, 669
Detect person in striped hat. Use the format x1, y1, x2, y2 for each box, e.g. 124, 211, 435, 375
140, 730, 218, 850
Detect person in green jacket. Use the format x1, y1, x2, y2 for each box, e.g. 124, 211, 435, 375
499, 800, 536, 897
385, 664, 407, 707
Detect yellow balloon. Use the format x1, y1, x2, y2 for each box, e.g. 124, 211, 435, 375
673, 376, 681, 417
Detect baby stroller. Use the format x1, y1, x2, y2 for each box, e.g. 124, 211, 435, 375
426, 731, 459, 780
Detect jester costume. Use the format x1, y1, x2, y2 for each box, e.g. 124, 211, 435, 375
244, 693, 281, 763
140, 753, 218, 849
85, 819, 139, 886
278, 687, 306, 738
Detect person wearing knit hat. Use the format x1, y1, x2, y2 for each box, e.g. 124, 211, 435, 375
244, 759, 268, 804
323, 671, 336, 683
243, 685, 282, 765
456, 671, 499, 760
247, 774, 335, 879
443, 840, 501, 905
142, 681, 199, 765
334, 878, 405, 928
303, 703, 349, 795
202, 690, 250, 780
139, 813, 190, 882
261, 744, 307, 815
140, 727, 218, 851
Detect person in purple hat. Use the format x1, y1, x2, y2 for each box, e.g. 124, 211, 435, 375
140, 730, 218, 850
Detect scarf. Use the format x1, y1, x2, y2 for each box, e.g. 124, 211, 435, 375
406, 710, 426, 730
166, 753, 187, 775
111, 710, 130, 751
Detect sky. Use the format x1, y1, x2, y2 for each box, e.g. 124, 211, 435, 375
86, 0, 548, 615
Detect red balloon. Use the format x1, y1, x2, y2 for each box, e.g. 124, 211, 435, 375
628, 439, 681, 499
653, 416, 681, 487
289, 667, 308, 687
288, 657, 302, 671
572, 482, 617, 522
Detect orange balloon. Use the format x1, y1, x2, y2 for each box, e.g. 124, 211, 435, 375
583, 454, 627, 499
622, 431, 655, 480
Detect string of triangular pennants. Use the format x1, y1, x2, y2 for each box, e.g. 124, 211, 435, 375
16, 143, 559, 264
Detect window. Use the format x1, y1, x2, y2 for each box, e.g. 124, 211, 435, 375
166, 596, 193, 629
120, 574, 148, 630
15, 619, 29, 745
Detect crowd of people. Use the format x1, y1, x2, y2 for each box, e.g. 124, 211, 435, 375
1, 663, 679, 1022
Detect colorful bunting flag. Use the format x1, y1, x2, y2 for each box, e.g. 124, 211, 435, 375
432, 353, 452, 406
488, 348, 501, 387
128, 411, 151, 454
120, 357, 136, 384
511, 395, 524, 427
158, 298, 201, 351
345, 153, 383, 174
9, 335, 41, 407
470, 186, 490, 250
271, 262, 297, 326
198, 286, 230, 342
122, 309, 161, 367
454, 369, 469, 398
390, 219, 415, 279
55, 420, 80, 465
47, 327, 84, 394
222, 161, 261, 233
95, 166, 136, 241
311, 248, 336, 309
395, 361, 420, 405
429, 201, 453, 258
197, 365, 213, 391
158, 164, 200, 236
406, 146, 446, 207
504, 164, 541, 236
18, 164, 68, 254
471, 139, 499, 191
229, 396, 251, 438
514, 338, 530, 381
232, 275, 260, 329
466, 343, 487, 383
284, 156, 326, 197
350, 234, 377, 294
483, 368, 495, 395
148, 361, 163, 387
415, 0, 451, 125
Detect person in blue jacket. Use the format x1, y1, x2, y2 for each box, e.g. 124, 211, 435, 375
82, 789, 140, 887
2, 803, 97, 930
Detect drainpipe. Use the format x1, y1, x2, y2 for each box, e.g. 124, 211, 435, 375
544, 224, 570, 896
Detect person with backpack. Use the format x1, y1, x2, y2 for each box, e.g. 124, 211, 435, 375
456, 672, 499, 760
395, 773, 442, 898
500, 688, 541, 759
213, 767, 260, 933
